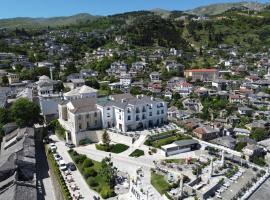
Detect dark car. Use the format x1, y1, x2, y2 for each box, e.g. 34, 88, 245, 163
93, 196, 100, 200
43, 137, 54, 144
65, 142, 75, 149
67, 162, 76, 171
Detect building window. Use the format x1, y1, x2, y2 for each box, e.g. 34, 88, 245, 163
149, 112, 152, 117
136, 115, 140, 121
127, 108, 131, 113
142, 106, 146, 112
142, 114, 146, 120
95, 120, 97, 126
79, 123, 82, 130
157, 110, 160, 115
86, 114, 89, 118
128, 116, 131, 120
136, 108, 140, 113
78, 115, 81, 120
94, 112, 97, 117
87, 122, 90, 128
161, 110, 164, 114
107, 107, 110, 110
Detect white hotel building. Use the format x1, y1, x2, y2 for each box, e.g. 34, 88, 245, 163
58, 93, 167, 145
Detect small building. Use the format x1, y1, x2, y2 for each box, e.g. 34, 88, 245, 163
243, 144, 264, 161
161, 139, 199, 156
184, 69, 218, 81
238, 106, 253, 115
193, 126, 220, 141
7, 73, 19, 84
149, 71, 160, 81
233, 128, 251, 136
64, 85, 97, 100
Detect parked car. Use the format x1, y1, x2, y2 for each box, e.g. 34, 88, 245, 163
93, 196, 100, 200
43, 137, 54, 144
65, 142, 75, 149
53, 153, 62, 162
49, 143, 57, 152
67, 162, 76, 171
59, 160, 67, 171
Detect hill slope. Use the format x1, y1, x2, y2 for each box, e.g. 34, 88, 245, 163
0, 13, 99, 29
186, 1, 266, 16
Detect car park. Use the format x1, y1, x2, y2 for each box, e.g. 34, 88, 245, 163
67, 162, 76, 171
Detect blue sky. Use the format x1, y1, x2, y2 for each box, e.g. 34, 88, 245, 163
0, 0, 269, 19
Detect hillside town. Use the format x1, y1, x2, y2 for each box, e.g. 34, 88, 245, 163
1, 1, 270, 200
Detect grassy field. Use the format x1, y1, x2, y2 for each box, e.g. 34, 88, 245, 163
151, 171, 170, 194
129, 149, 145, 157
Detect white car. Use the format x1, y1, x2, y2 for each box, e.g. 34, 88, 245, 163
53, 153, 62, 162
59, 160, 67, 171
49, 143, 57, 152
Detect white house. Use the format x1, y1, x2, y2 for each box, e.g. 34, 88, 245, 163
64, 85, 97, 100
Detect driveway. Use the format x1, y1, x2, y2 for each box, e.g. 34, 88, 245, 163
36, 141, 56, 200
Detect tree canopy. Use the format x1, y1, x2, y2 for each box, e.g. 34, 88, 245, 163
11, 98, 41, 127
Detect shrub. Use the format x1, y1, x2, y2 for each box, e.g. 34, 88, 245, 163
83, 169, 92, 179
82, 158, 93, 168
87, 177, 99, 187
79, 138, 91, 145
84, 168, 97, 177
100, 188, 114, 199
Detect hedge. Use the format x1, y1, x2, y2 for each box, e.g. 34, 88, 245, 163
46, 147, 71, 200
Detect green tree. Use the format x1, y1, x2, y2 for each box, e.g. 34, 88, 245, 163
1, 76, 9, 86
101, 157, 117, 188
0, 108, 9, 124
11, 98, 41, 127
85, 77, 100, 89
102, 131, 111, 148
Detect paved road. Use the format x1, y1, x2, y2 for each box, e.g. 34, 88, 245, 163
36, 141, 56, 200
249, 177, 270, 200
51, 135, 101, 200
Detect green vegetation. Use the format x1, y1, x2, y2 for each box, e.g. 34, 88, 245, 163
225, 166, 239, 178
96, 143, 129, 154
79, 138, 92, 145
10, 98, 41, 127
49, 120, 66, 140
200, 96, 235, 120
129, 149, 145, 157
46, 146, 71, 200
235, 142, 247, 152
151, 171, 170, 195
144, 131, 192, 148
252, 157, 266, 167
69, 150, 116, 199
250, 128, 269, 142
